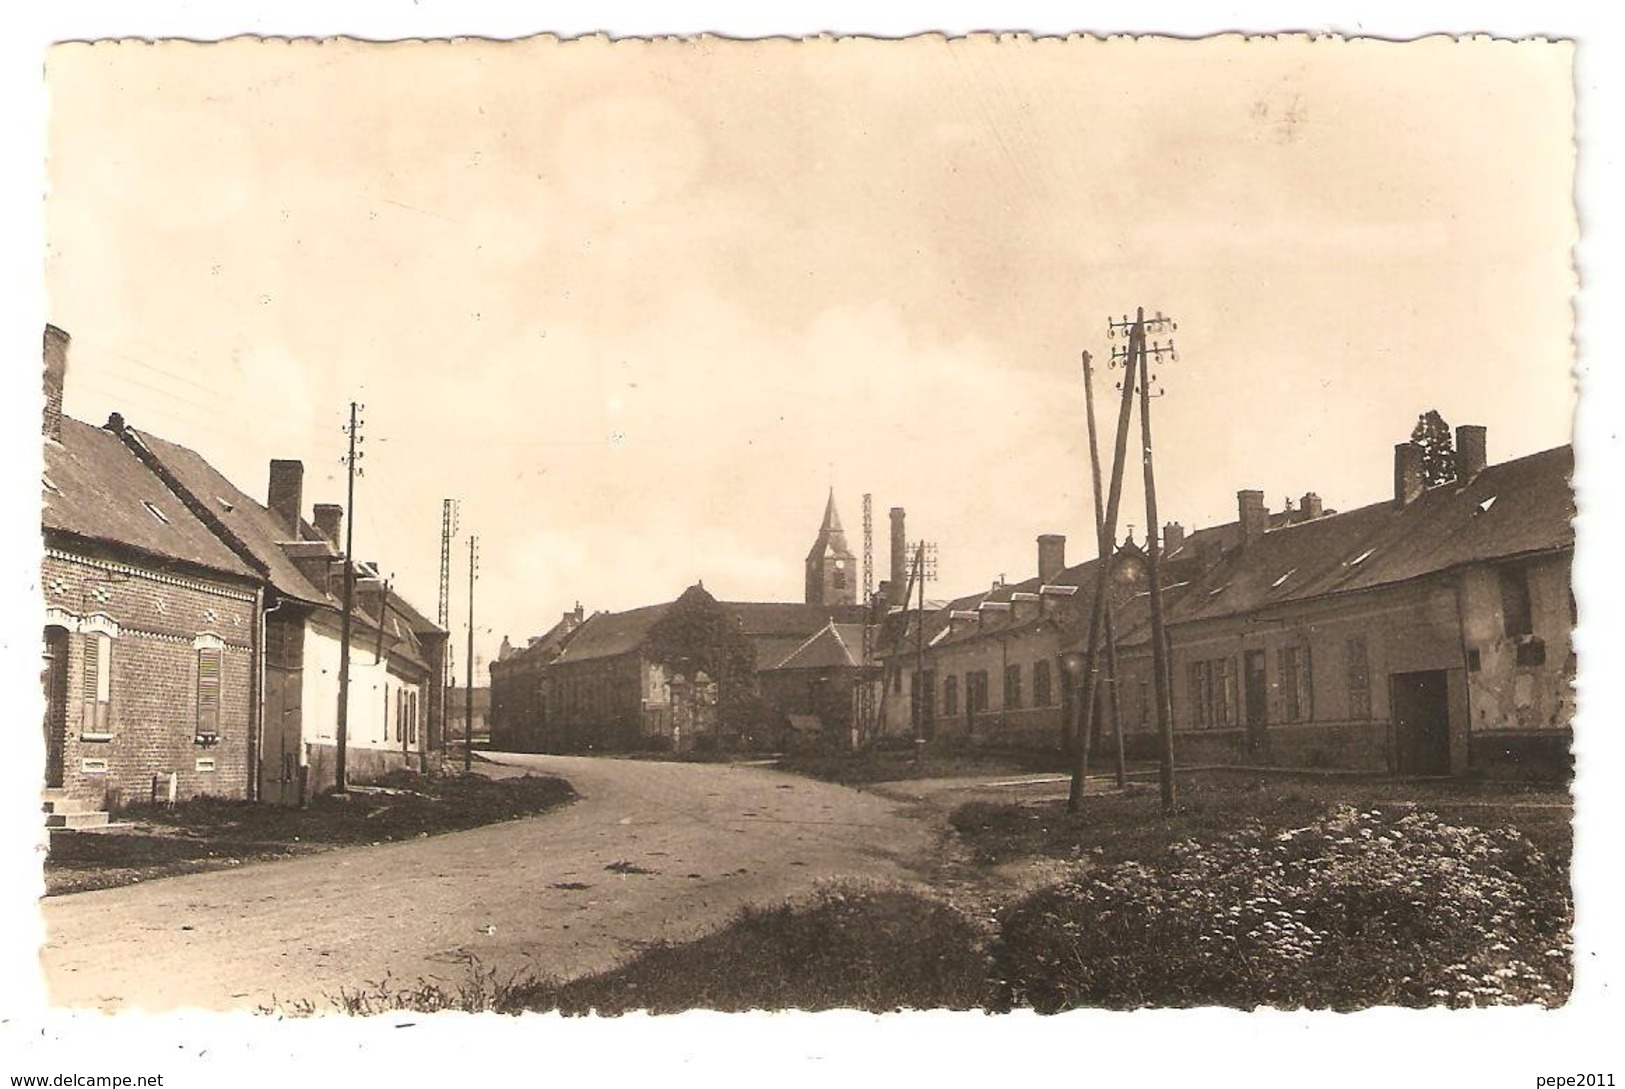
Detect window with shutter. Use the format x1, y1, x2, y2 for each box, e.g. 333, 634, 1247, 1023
1220, 657, 1238, 727
82, 632, 112, 737
1280, 647, 1301, 722
196, 647, 221, 741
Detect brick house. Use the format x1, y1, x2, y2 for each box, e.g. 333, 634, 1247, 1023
41, 324, 447, 807
123, 434, 448, 802
488, 607, 585, 751
496, 589, 865, 753
1109, 430, 1575, 780
874, 534, 1155, 750
445, 685, 493, 750
42, 326, 263, 808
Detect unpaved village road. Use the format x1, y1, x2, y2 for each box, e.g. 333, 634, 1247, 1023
40, 755, 939, 1012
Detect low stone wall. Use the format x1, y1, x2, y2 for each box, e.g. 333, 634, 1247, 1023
305, 743, 422, 796
1469, 730, 1573, 782
1163, 720, 1392, 772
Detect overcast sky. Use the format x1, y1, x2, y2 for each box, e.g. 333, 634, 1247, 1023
43, 34, 1576, 670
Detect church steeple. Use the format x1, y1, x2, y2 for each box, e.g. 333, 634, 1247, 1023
804, 489, 857, 606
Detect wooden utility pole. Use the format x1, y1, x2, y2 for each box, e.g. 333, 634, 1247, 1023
1068, 330, 1140, 811
1081, 352, 1129, 789
1135, 308, 1179, 812
859, 493, 874, 748
914, 542, 926, 749
464, 533, 478, 774
334, 401, 363, 794
438, 498, 458, 753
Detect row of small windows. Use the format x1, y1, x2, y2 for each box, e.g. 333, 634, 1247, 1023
1179, 639, 1367, 729
906, 636, 1376, 731
926, 660, 1059, 718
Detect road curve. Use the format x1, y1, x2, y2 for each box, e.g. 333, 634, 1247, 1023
39, 754, 934, 1012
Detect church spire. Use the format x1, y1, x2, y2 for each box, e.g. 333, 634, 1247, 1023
805, 489, 857, 606
821, 487, 845, 536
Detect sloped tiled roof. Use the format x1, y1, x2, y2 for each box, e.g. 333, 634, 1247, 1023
1148, 445, 1574, 631
550, 603, 672, 665
546, 597, 868, 667
492, 612, 582, 672
767, 621, 868, 671
385, 590, 445, 637
724, 600, 867, 636
879, 549, 1152, 657
126, 427, 335, 607
43, 417, 257, 582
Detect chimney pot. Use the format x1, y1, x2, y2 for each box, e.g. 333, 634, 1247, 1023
1037, 534, 1066, 584
1394, 443, 1425, 507
105, 412, 125, 434
1301, 493, 1323, 520
1238, 490, 1267, 544
268, 460, 305, 538
43, 325, 68, 441
313, 502, 344, 549
1455, 425, 1488, 482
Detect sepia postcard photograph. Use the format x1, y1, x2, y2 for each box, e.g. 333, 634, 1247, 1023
2, 4, 1620, 1086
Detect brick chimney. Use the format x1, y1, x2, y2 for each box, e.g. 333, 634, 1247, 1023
1037, 534, 1066, 584
43, 325, 68, 441
1394, 443, 1425, 507
889, 507, 907, 588
1238, 490, 1267, 544
1162, 522, 1185, 554
1301, 493, 1323, 520
268, 460, 305, 538
313, 503, 344, 549
1455, 425, 1487, 482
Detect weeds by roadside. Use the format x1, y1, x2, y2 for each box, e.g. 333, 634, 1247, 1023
776, 746, 1069, 786
949, 769, 1572, 870
994, 806, 1572, 1011
274, 883, 992, 1016
45, 771, 577, 896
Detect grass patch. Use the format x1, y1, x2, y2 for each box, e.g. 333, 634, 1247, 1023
950, 769, 1572, 870
776, 745, 1068, 786
312, 884, 993, 1016
44, 771, 576, 896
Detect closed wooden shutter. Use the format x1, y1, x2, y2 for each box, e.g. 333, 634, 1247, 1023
197, 647, 221, 739
82, 632, 102, 732
81, 632, 112, 733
